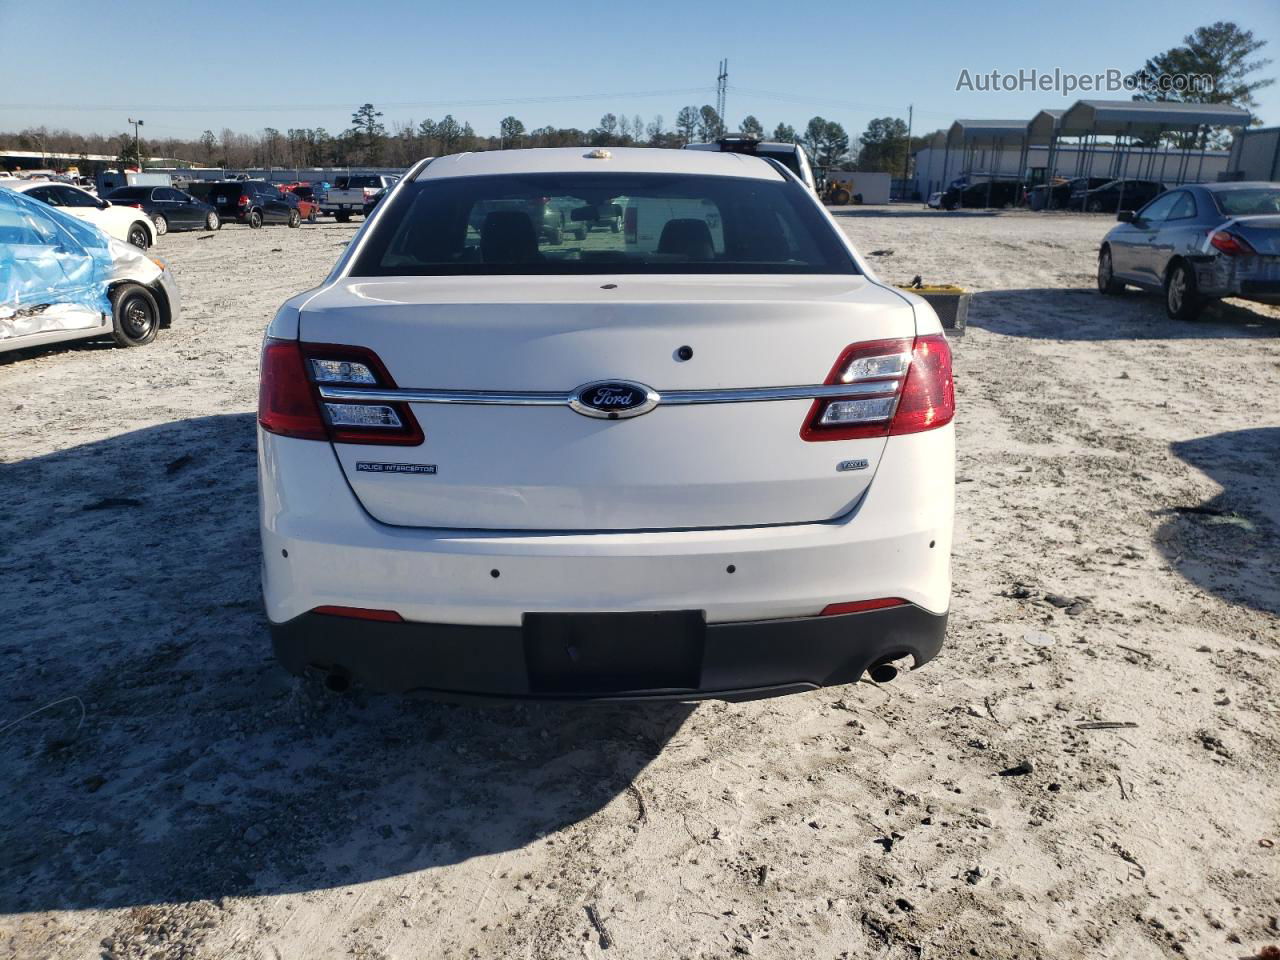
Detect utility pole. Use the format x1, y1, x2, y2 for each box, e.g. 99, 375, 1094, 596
715, 59, 728, 137
901, 105, 913, 200
127, 117, 144, 167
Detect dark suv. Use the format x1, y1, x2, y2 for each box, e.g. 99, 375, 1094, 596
204, 180, 301, 229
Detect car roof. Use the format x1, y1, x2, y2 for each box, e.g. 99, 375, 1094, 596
1201, 181, 1279, 192
684, 140, 802, 154
6, 180, 93, 193
416, 147, 784, 182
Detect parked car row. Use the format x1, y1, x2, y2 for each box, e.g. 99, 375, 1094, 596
934, 176, 1170, 213
2, 174, 333, 251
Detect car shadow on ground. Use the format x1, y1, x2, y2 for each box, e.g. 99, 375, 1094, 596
1154, 427, 1280, 617
0, 336, 119, 366
967, 288, 1280, 341
0, 413, 694, 912
828, 208, 1002, 219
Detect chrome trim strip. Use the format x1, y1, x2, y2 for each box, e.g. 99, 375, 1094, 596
319, 385, 569, 405
660, 381, 898, 404
317, 380, 901, 406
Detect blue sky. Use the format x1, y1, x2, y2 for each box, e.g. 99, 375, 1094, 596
2, 0, 1276, 143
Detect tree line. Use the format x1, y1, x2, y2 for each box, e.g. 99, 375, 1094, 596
4, 103, 870, 172
4, 22, 1266, 175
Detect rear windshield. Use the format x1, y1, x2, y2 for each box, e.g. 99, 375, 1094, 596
1213, 187, 1280, 217
206, 183, 247, 203
351, 172, 856, 276
341, 175, 382, 189
107, 187, 151, 200
757, 149, 803, 180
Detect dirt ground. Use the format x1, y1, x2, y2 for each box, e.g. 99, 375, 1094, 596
2, 207, 1278, 960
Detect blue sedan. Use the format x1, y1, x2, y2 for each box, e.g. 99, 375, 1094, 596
1097, 181, 1280, 320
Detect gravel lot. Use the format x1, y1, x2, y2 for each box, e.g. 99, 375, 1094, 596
2, 207, 1278, 960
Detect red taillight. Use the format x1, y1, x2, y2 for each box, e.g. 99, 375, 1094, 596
801, 334, 954, 441
1208, 230, 1255, 256
258, 338, 423, 446
820, 598, 908, 616
312, 605, 404, 622
238, 194, 250, 207
258, 338, 327, 440
890, 334, 955, 435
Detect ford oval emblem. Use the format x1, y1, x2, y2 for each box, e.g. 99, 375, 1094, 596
568, 380, 660, 419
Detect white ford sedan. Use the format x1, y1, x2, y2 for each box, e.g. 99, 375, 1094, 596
257, 147, 954, 701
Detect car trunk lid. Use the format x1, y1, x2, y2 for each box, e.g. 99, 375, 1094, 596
1228, 215, 1280, 255
299, 274, 917, 531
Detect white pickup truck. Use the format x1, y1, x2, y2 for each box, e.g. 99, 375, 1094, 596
322, 174, 399, 221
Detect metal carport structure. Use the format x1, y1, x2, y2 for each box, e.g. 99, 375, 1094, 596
1053, 99, 1251, 210
942, 119, 1028, 207
1026, 110, 1065, 207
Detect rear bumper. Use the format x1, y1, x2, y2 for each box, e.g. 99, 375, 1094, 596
270, 603, 948, 701
1193, 256, 1280, 301
259, 427, 954, 626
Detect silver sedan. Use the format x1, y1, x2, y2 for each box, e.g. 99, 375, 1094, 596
1097, 182, 1280, 320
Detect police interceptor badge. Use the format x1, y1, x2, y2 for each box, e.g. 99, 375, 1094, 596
356, 462, 437, 475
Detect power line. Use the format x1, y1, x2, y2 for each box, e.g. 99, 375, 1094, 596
729, 85, 954, 120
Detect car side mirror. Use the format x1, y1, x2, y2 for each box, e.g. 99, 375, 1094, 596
1116, 210, 1134, 223
98, 200, 110, 209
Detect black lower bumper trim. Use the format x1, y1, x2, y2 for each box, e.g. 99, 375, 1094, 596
270, 604, 947, 702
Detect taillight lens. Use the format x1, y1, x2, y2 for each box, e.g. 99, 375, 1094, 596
238, 194, 250, 206
258, 339, 327, 440
1208, 230, 1255, 256
890, 334, 955, 435
802, 335, 954, 441
258, 339, 423, 445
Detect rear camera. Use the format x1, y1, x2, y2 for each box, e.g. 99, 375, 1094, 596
676, 345, 693, 362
